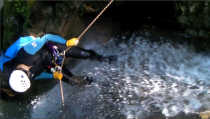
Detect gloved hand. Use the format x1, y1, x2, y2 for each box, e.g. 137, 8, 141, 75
53, 71, 63, 80
66, 37, 79, 47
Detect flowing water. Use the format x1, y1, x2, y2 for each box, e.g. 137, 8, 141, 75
0, 31, 210, 119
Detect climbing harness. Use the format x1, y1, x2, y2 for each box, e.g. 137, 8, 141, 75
47, 43, 64, 66
58, 0, 114, 106
46, 43, 63, 73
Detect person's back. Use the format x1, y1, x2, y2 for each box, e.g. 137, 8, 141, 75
3, 44, 51, 78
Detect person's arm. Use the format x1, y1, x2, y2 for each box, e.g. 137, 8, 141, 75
43, 35, 79, 48
33, 72, 54, 80
41, 34, 66, 45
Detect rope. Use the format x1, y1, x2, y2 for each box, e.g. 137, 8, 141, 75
64, 0, 114, 53
59, 79, 65, 106
58, 0, 114, 106
60, 51, 66, 106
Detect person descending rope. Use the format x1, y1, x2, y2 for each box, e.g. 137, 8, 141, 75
0, 33, 114, 97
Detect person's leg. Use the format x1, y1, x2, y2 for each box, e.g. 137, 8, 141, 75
65, 46, 117, 63
65, 46, 102, 60
62, 66, 93, 85
61, 66, 73, 83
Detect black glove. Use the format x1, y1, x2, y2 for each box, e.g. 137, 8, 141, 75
66, 76, 93, 85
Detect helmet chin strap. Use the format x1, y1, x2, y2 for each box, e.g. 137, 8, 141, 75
16, 64, 31, 71
16, 64, 33, 78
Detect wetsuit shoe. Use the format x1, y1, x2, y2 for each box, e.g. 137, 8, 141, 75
66, 76, 93, 86
83, 76, 93, 85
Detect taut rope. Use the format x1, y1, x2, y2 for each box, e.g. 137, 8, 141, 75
59, 0, 114, 106
64, 0, 114, 53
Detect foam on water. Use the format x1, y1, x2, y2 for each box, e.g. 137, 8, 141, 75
85, 32, 210, 118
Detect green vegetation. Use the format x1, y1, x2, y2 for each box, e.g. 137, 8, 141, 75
176, 1, 209, 38
1, 1, 105, 50
2, 0, 35, 50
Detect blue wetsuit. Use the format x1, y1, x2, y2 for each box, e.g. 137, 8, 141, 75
0, 34, 67, 80
0, 34, 66, 72
0, 34, 102, 81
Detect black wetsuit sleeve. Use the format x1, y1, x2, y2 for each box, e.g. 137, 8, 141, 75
65, 46, 102, 60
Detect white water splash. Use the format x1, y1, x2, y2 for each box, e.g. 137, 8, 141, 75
85, 32, 210, 118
